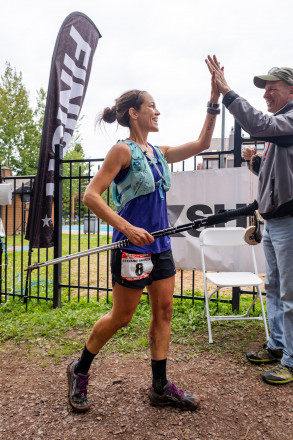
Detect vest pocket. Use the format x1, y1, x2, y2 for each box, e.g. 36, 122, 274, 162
132, 160, 144, 170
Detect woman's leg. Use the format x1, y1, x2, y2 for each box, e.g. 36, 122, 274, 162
147, 276, 174, 392
147, 275, 200, 410
147, 276, 175, 360
68, 283, 142, 412
86, 283, 143, 354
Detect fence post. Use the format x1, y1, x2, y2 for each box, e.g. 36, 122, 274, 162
220, 104, 226, 169
233, 121, 243, 167
53, 144, 63, 308
232, 121, 243, 311
232, 287, 240, 312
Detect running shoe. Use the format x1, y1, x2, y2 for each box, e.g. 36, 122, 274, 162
67, 360, 90, 412
262, 363, 293, 385
148, 380, 200, 411
246, 344, 282, 364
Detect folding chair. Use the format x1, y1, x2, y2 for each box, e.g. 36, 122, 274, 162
199, 227, 269, 344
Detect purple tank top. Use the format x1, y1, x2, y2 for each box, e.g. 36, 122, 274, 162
112, 145, 171, 254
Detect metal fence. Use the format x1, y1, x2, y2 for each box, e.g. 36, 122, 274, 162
0, 121, 262, 308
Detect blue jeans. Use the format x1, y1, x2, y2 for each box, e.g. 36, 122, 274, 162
263, 217, 293, 367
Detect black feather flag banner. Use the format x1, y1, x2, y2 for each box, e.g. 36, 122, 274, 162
26, 11, 101, 248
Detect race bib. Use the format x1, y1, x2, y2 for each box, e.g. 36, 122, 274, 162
121, 252, 153, 281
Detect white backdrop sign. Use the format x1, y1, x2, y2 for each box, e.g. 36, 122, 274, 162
167, 167, 265, 273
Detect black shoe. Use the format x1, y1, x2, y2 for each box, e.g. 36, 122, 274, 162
246, 344, 283, 364
67, 360, 90, 412
262, 363, 293, 385
148, 380, 200, 411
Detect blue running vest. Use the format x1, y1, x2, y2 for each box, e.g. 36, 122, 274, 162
112, 142, 171, 254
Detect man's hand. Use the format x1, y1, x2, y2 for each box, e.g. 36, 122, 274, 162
205, 55, 231, 96
242, 146, 256, 161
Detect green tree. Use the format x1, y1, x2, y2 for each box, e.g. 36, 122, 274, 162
17, 87, 46, 175
0, 62, 43, 175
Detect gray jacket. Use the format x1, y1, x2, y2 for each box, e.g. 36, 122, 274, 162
223, 92, 293, 219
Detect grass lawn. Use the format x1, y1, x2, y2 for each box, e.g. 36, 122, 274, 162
0, 292, 267, 367
1, 232, 268, 367
1, 232, 112, 300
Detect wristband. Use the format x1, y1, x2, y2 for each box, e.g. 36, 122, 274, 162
207, 108, 220, 115
207, 101, 220, 109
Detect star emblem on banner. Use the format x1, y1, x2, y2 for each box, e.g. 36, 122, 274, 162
41, 214, 52, 227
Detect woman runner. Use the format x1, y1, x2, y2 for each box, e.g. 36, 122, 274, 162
67, 64, 221, 412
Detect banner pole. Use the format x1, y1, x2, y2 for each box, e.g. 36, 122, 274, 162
53, 144, 63, 308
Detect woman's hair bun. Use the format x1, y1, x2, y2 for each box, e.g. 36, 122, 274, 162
101, 105, 117, 124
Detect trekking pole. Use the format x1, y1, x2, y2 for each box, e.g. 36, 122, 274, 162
26, 200, 258, 272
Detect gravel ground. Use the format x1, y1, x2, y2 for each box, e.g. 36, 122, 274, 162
1, 344, 292, 440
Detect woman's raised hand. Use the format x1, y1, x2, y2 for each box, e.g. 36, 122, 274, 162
205, 55, 231, 96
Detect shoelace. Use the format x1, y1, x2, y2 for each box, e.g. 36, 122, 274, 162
167, 382, 184, 398
78, 376, 89, 397
274, 364, 293, 376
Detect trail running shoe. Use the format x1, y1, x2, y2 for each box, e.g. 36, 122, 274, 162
148, 380, 200, 411
246, 344, 283, 364
67, 360, 90, 412
262, 363, 293, 385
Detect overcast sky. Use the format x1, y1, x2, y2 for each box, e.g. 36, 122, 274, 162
1, 0, 292, 169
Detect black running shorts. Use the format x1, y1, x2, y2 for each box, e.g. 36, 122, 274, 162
111, 248, 176, 289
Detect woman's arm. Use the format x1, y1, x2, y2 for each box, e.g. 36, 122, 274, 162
159, 70, 220, 164
83, 142, 154, 246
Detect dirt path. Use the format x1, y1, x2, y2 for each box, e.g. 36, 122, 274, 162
0, 344, 292, 440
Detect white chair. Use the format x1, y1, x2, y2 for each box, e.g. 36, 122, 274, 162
199, 227, 269, 344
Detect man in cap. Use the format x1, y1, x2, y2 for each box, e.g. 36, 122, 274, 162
206, 55, 293, 385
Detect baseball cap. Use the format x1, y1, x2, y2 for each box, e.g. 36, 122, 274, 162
254, 67, 293, 88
